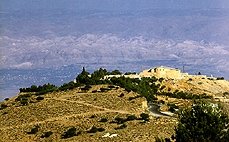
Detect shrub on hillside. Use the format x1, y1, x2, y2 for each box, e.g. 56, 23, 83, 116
36, 96, 44, 101
80, 87, 90, 92
168, 103, 179, 113
15, 94, 31, 101
175, 101, 229, 142
109, 70, 122, 75
41, 131, 53, 138
159, 78, 164, 82
140, 113, 150, 121
19, 83, 57, 95
20, 97, 29, 106
217, 77, 224, 80
4, 98, 9, 101
109, 77, 159, 102
118, 93, 125, 97
27, 125, 39, 134
114, 124, 127, 130
100, 87, 111, 92
108, 85, 116, 89
61, 127, 80, 139
128, 95, 141, 101
97, 127, 105, 132
126, 114, 137, 121
160, 85, 166, 91
87, 126, 98, 133
0, 104, 8, 110
90, 114, 96, 118
98, 118, 108, 122
159, 91, 212, 100
223, 92, 229, 96
15, 94, 31, 105
124, 72, 135, 75
87, 126, 105, 133
92, 90, 97, 93
58, 81, 78, 91
111, 116, 126, 124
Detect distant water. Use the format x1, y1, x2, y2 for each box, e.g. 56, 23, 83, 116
0, 60, 224, 100
0, 61, 163, 99
0, 66, 80, 100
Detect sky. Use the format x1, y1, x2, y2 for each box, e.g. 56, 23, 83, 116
2, 0, 229, 12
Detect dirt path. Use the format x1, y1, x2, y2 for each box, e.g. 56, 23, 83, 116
0, 97, 132, 130
48, 97, 131, 114
148, 103, 173, 117
0, 111, 106, 130
56, 92, 121, 99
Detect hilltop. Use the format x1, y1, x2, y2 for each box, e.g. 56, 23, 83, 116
0, 66, 229, 142
105, 66, 229, 100
141, 66, 229, 101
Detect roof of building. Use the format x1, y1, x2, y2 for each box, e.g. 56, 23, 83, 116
154, 66, 180, 71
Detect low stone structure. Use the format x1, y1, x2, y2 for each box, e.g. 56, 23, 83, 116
139, 66, 183, 79
103, 66, 215, 80
103, 74, 140, 80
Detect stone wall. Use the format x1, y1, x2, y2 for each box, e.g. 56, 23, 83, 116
139, 66, 183, 79
103, 66, 214, 80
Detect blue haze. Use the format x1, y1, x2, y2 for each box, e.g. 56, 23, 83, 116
0, 0, 229, 99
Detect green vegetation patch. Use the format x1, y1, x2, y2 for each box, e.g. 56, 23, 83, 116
18, 67, 160, 102
175, 101, 229, 142
26, 125, 39, 134
87, 126, 105, 133
159, 91, 212, 100
41, 131, 53, 138
61, 127, 80, 139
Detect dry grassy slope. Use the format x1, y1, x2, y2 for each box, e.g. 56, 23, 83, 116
0, 85, 176, 142
161, 77, 229, 97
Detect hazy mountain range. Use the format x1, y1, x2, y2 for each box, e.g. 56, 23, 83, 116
1, 2, 229, 98
1, 9, 229, 75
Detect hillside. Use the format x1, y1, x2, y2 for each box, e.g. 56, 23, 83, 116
0, 85, 176, 142
161, 77, 229, 98
106, 66, 229, 101
0, 67, 229, 142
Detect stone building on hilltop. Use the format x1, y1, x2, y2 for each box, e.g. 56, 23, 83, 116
103, 66, 210, 80
139, 66, 187, 79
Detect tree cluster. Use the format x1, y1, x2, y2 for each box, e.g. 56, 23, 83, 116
110, 76, 159, 101
19, 67, 114, 94
175, 101, 229, 142
19, 83, 57, 95
19, 67, 161, 102
159, 91, 212, 100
